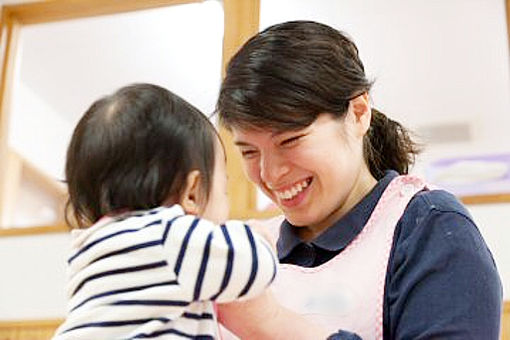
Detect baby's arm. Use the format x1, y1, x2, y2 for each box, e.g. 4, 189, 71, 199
217, 216, 332, 339
162, 215, 277, 302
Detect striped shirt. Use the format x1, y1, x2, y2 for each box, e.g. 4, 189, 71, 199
53, 204, 277, 339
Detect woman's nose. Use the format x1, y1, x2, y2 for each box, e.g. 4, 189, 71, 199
260, 153, 290, 186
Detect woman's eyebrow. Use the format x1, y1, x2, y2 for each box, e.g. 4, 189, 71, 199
233, 140, 253, 147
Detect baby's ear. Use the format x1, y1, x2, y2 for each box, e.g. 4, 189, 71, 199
179, 170, 202, 215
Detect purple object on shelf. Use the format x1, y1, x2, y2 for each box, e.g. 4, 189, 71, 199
424, 153, 510, 197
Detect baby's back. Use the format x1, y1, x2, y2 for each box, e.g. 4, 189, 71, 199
54, 204, 278, 339
53, 205, 219, 339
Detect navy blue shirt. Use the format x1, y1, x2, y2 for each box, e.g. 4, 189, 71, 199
277, 171, 502, 339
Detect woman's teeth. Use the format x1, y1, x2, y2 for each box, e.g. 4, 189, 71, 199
275, 179, 310, 200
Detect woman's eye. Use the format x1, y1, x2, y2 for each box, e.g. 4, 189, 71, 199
281, 135, 303, 146
241, 149, 258, 158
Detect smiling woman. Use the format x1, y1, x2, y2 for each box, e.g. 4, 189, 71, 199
216, 16, 504, 340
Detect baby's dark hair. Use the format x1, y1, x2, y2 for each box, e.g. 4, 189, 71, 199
217, 20, 421, 179
65, 83, 217, 228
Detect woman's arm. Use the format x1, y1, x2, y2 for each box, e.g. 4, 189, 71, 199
217, 289, 332, 340
387, 193, 502, 339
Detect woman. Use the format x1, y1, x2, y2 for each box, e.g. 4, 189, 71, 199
216, 21, 502, 339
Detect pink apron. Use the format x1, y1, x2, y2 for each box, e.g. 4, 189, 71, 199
220, 175, 426, 339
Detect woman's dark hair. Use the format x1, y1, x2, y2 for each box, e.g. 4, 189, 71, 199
65, 83, 217, 228
217, 20, 420, 179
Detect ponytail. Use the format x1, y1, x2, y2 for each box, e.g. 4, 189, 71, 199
364, 108, 422, 179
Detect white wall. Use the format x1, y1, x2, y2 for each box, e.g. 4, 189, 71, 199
9, 80, 72, 181
0, 233, 69, 319
469, 203, 510, 299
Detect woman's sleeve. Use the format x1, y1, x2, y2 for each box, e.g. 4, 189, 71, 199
162, 215, 278, 303
386, 199, 503, 339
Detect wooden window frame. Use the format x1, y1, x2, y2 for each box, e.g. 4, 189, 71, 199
0, 0, 263, 237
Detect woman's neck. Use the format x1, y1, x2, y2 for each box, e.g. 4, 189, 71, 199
298, 167, 378, 242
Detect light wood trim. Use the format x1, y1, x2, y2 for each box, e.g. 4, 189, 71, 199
2, 150, 23, 225
221, 0, 260, 75
0, 319, 62, 340
220, 0, 263, 220
503, 300, 510, 340
507, 0, 510, 49
0, 14, 20, 226
0, 223, 68, 237
0, 301, 507, 339
0, 319, 62, 328
2, 0, 202, 25
460, 193, 510, 205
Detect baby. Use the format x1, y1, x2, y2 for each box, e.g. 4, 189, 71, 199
53, 83, 277, 339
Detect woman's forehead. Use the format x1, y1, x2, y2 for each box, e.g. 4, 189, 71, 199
232, 125, 292, 142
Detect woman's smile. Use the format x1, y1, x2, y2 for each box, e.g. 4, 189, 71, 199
270, 177, 313, 207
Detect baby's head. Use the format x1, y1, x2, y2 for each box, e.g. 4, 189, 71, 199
65, 83, 229, 228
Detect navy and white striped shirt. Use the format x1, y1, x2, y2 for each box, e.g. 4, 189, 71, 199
53, 204, 277, 339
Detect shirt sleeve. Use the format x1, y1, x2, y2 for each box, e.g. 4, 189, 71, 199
162, 215, 278, 303
326, 330, 362, 340
385, 194, 503, 339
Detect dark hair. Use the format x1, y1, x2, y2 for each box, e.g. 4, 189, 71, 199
217, 20, 420, 179
65, 83, 217, 228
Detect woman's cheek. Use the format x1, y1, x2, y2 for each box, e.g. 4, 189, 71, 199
243, 159, 261, 184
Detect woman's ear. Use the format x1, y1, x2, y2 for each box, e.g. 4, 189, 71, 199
179, 170, 202, 215
349, 92, 371, 137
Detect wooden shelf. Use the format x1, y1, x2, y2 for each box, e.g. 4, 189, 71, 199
0, 223, 68, 237
460, 193, 510, 205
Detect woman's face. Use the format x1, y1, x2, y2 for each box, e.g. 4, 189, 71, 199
232, 106, 375, 236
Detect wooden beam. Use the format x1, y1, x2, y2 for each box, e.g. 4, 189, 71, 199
0, 14, 20, 227
220, 0, 260, 219
1, 304, 509, 340
0, 319, 62, 340
1, 0, 202, 25
503, 300, 510, 340
0, 223, 68, 237
461, 193, 510, 205
2, 150, 23, 225
507, 0, 510, 50
221, 0, 260, 73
